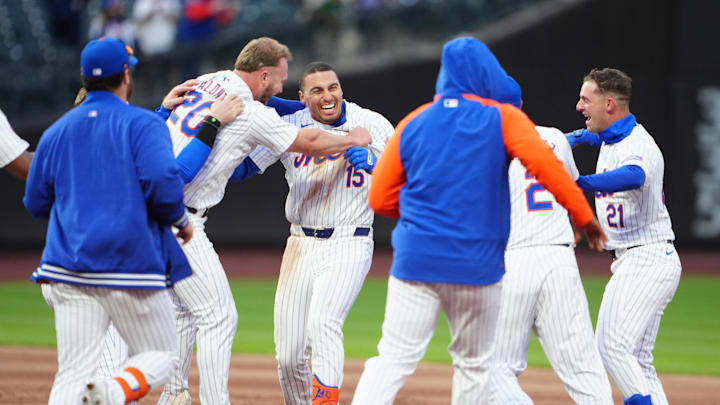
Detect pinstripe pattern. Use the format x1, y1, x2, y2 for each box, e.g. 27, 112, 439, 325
250, 101, 393, 227
596, 242, 681, 404
246, 101, 392, 404
594, 124, 675, 250
0, 108, 28, 167
158, 214, 238, 405
275, 231, 374, 404
488, 246, 612, 404
590, 122, 682, 403
43, 282, 177, 405
168, 70, 298, 210
489, 126, 613, 404
352, 276, 502, 405
507, 127, 578, 249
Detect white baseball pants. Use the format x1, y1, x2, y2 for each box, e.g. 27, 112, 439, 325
596, 241, 681, 405
158, 214, 239, 405
42, 282, 178, 405
275, 226, 374, 404
488, 245, 613, 404
352, 275, 502, 405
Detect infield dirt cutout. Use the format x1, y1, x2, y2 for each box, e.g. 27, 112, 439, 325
2, 346, 719, 404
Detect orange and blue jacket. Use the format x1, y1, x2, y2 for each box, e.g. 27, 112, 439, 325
369, 38, 594, 286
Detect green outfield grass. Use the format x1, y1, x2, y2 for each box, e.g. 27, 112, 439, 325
1, 275, 718, 375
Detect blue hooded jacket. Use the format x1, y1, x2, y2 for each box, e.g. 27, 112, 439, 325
373, 38, 593, 285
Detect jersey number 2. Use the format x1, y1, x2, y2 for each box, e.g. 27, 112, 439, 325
525, 171, 553, 212
606, 203, 625, 228
168, 90, 214, 137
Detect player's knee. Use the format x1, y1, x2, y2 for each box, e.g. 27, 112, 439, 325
276, 349, 305, 373
307, 315, 342, 338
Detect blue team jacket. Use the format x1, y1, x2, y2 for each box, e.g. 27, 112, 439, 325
369, 38, 593, 286
23, 91, 192, 289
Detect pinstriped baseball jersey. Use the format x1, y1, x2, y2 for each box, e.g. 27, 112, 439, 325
594, 123, 675, 250
250, 100, 394, 227
506, 126, 578, 249
0, 109, 29, 167
167, 70, 298, 209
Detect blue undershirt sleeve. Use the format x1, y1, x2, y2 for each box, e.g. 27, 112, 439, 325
229, 158, 260, 183
576, 165, 646, 192
155, 105, 172, 121
267, 97, 305, 116
175, 139, 211, 184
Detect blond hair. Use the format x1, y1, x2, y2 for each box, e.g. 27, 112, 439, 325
234, 37, 292, 72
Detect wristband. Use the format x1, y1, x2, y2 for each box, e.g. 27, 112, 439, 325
196, 116, 221, 146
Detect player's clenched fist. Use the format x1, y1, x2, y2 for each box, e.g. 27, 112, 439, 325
344, 147, 377, 173
347, 126, 372, 147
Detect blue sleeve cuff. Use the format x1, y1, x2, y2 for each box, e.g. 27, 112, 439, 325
229, 158, 260, 183
566, 129, 602, 148
267, 97, 305, 116
176, 138, 211, 184
576, 165, 646, 192
155, 105, 172, 121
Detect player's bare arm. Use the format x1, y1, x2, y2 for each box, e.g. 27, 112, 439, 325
4, 151, 33, 180
286, 126, 371, 156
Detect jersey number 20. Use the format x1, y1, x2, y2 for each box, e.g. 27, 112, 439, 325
168, 90, 214, 137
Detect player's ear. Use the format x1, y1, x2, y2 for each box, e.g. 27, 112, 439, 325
122, 69, 131, 85
298, 89, 306, 105
606, 96, 617, 114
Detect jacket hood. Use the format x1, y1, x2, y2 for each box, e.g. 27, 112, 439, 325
435, 37, 518, 102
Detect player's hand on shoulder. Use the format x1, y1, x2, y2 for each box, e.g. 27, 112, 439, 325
344, 147, 377, 173
579, 218, 607, 252
162, 79, 200, 109
209, 94, 244, 126
347, 126, 372, 147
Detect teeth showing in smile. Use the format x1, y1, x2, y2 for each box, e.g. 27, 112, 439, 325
321, 103, 335, 111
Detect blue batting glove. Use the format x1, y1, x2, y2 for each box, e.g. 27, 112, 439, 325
344, 147, 377, 173
565, 129, 602, 148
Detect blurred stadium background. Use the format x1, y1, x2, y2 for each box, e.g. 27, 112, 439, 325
1, 0, 719, 252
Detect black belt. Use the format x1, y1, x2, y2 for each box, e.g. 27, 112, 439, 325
612, 240, 673, 259
301, 227, 371, 239
186, 206, 209, 218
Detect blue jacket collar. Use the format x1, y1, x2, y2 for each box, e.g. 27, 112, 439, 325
600, 114, 636, 144
331, 100, 347, 127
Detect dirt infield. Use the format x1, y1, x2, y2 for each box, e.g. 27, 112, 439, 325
2, 346, 719, 404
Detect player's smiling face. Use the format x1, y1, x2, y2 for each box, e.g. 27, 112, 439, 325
576, 80, 611, 133
299, 70, 343, 125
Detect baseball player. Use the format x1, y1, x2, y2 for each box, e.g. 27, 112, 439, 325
173, 61, 393, 405
0, 108, 32, 180
24, 37, 193, 405
352, 37, 606, 405
487, 119, 613, 404
568, 68, 681, 405
156, 38, 371, 405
